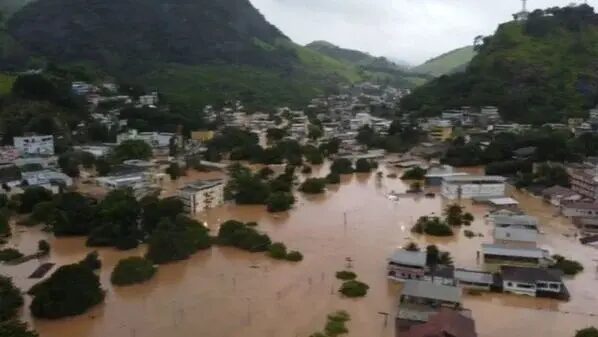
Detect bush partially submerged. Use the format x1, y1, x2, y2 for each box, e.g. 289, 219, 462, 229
412, 216, 453, 236
111, 257, 157, 286
285, 251, 303, 262
335, 271, 357, 280
552, 255, 584, 276
339, 280, 369, 298
0, 248, 23, 262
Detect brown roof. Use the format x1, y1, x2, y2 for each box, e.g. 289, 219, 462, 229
401, 309, 477, 337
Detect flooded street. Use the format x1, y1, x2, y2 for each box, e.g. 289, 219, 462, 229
3, 164, 598, 337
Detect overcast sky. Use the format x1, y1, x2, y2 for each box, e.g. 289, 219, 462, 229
249, 0, 597, 65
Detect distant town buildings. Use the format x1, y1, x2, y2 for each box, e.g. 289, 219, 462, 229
441, 176, 506, 200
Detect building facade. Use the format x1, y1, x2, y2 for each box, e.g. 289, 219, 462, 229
441, 176, 506, 200
567, 168, 598, 200
387, 250, 427, 281
178, 179, 225, 215
13, 135, 55, 155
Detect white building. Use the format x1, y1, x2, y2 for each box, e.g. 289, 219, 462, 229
441, 175, 506, 200
139, 92, 159, 106
117, 129, 174, 148
501, 266, 564, 297
14, 135, 55, 155
178, 179, 225, 215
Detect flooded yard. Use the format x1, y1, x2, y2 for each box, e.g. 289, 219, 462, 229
3, 164, 598, 337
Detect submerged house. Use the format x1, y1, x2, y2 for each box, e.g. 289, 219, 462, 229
481, 244, 552, 269
500, 266, 566, 299
387, 250, 427, 281
400, 308, 478, 337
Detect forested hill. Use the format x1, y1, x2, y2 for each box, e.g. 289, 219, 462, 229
401, 5, 598, 124
306, 40, 431, 87
0, 0, 364, 108
411, 46, 475, 77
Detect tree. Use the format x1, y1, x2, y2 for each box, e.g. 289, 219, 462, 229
58, 153, 80, 177
301, 165, 313, 174
225, 164, 270, 204
0, 276, 24, 321
401, 167, 427, 180
354, 159, 373, 173
166, 162, 184, 180
0, 320, 39, 337
576, 327, 598, 337
426, 245, 453, 267
0, 249, 23, 262
335, 271, 357, 280
268, 242, 287, 259
216, 220, 272, 252
266, 192, 295, 212
404, 242, 420, 251
79, 251, 102, 270
87, 189, 141, 249
308, 124, 323, 140
146, 216, 210, 264
299, 178, 327, 194
330, 158, 353, 174
444, 204, 465, 227
31, 201, 56, 225
412, 216, 453, 236
111, 257, 157, 285
18, 187, 52, 214
266, 128, 286, 141
285, 251, 303, 261
95, 157, 112, 176
0, 210, 10, 237
49, 192, 96, 236
111, 140, 152, 162
38, 240, 50, 254
29, 264, 105, 319
326, 172, 340, 184
552, 255, 584, 275
339, 280, 369, 297
140, 196, 184, 234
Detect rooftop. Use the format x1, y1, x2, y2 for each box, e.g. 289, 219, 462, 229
443, 175, 506, 183
562, 202, 598, 211
401, 308, 478, 337
493, 215, 538, 229
389, 250, 427, 267
481, 244, 547, 259
488, 197, 519, 206
179, 179, 224, 193
500, 266, 563, 284
542, 186, 580, 198
454, 269, 493, 285
401, 280, 462, 304
493, 227, 538, 243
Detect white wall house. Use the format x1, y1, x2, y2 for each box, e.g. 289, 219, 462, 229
178, 179, 225, 215
501, 266, 564, 297
13, 135, 55, 156
117, 130, 174, 148
441, 176, 506, 200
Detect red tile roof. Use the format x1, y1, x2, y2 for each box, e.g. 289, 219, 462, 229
401, 309, 477, 337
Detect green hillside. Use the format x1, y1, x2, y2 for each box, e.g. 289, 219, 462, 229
306, 40, 430, 88
0, 72, 14, 94
401, 5, 598, 124
1, 0, 364, 109
412, 46, 476, 76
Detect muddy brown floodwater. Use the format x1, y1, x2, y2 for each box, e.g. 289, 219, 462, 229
3, 163, 598, 337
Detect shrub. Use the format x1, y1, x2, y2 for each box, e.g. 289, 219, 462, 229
0, 320, 39, 337
111, 257, 157, 286
0, 210, 10, 237
339, 280, 369, 297
325, 320, 349, 336
268, 242, 288, 259
326, 172, 341, 184
412, 216, 453, 236
18, 187, 53, 214
0, 276, 24, 321
0, 248, 23, 262
300, 178, 327, 194
217, 220, 272, 252
266, 192, 295, 212
330, 158, 353, 174
335, 271, 357, 280
79, 251, 102, 270
327, 310, 351, 322
464, 230, 475, 238
301, 165, 312, 174
401, 167, 426, 180
29, 264, 104, 319
576, 327, 598, 337
552, 255, 584, 276
285, 251, 303, 262
354, 159, 373, 173
404, 242, 420, 251
38, 240, 50, 254
246, 222, 258, 227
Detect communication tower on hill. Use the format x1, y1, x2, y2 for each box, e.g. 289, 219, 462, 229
513, 0, 530, 21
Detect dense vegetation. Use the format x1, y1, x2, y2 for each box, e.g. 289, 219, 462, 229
0, 276, 23, 321
0, 320, 39, 337
576, 327, 598, 337
309, 310, 351, 337
338, 280, 369, 298
29, 263, 104, 319
146, 215, 212, 264
402, 5, 598, 123
552, 255, 584, 276
412, 216, 453, 236
111, 257, 157, 286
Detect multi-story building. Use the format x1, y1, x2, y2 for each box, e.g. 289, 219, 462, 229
13, 135, 55, 155
567, 167, 598, 200
178, 179, 225, 215
441, 176, 506, 200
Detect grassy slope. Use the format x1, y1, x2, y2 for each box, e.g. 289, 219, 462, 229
0, 72, 14, 94
412, 46, 476, 76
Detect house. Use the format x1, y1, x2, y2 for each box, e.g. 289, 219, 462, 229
22, 170, 73, 188
425, 265, 455, 286
387, 250, 427, 281
483, 197, 519, 210
13, 135, 55, 155
567, 168, 598, 200
493, 227, 538, 249
481, 243, 551, 269
178, 179, 225, 215
454, 269, 494, 291
574, 217, 598, 235
400, 308, 478, 337
441, 176, 506, 200
397, 280, 463, 332
424, 165, 468, 186
492, 215, 538, 230
500, 266, 565, 298
541, 186, 582, 206
562, 202, 598, 218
